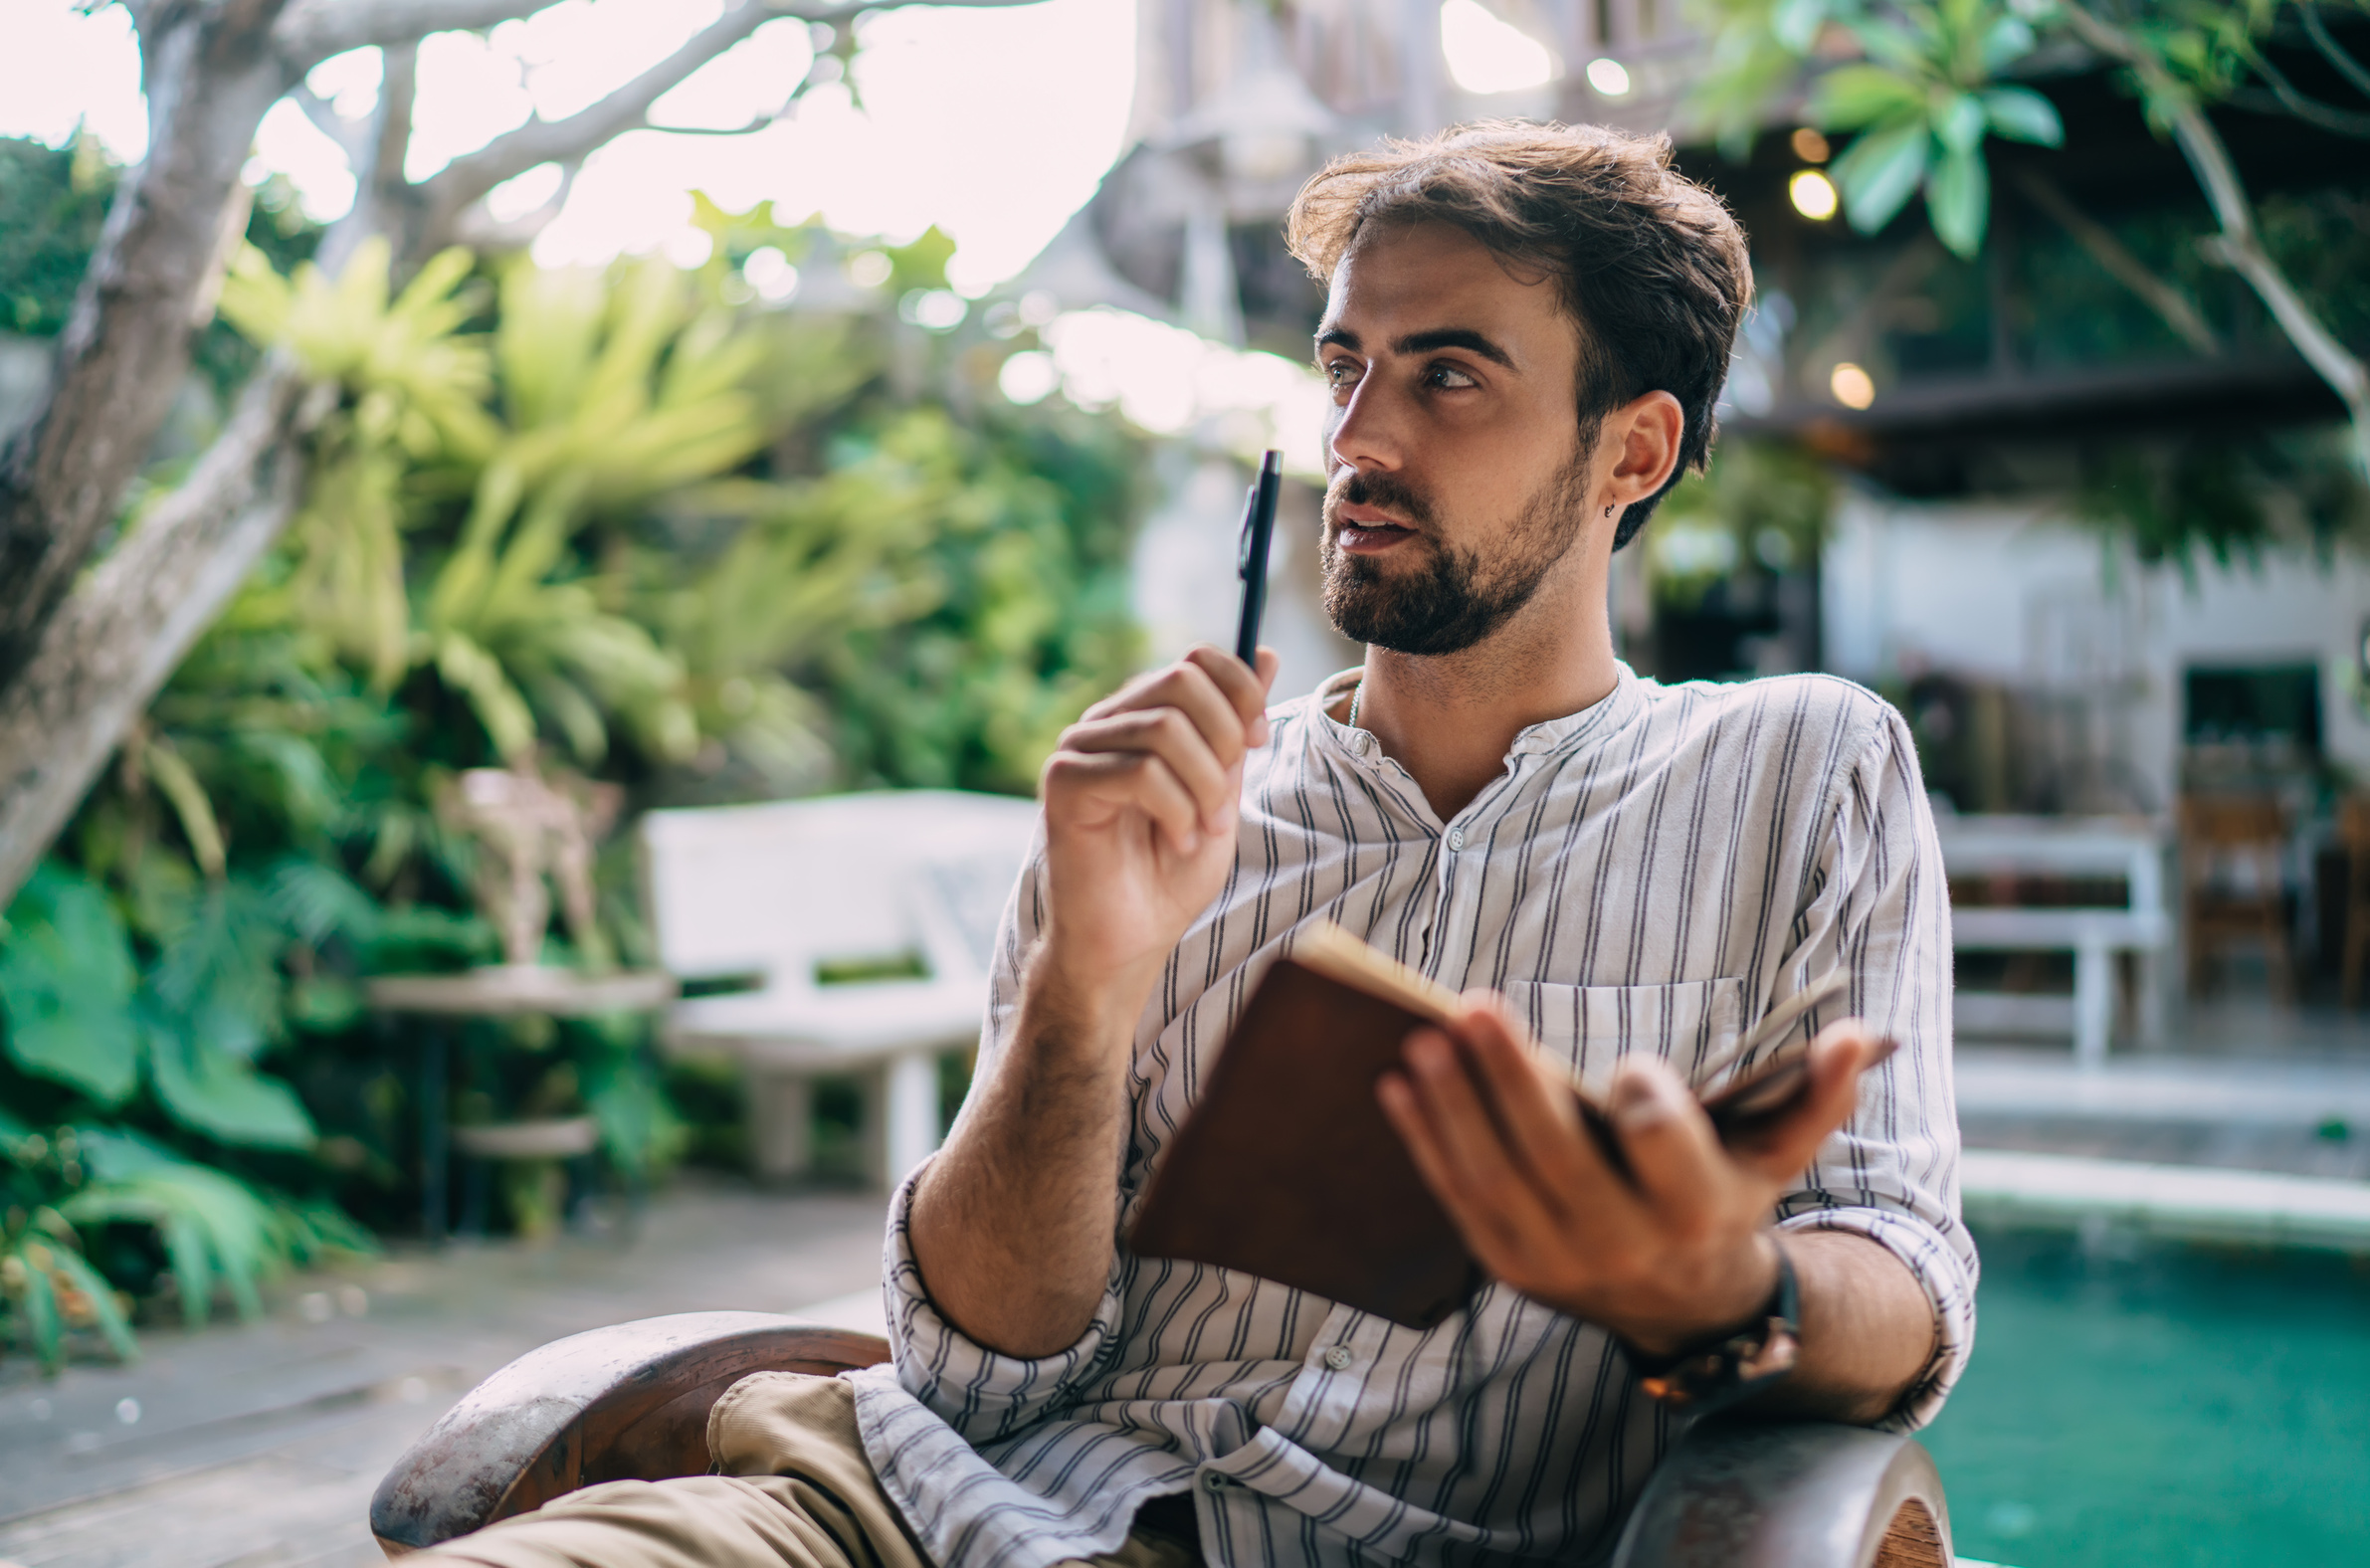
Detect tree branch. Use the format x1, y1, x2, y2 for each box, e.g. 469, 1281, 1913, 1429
0, 1, 292, 687
2060, 3, 2370, 478
273, 0, 551, 71
2233, 51, 2370, 136
410, 0, 779, 245
2301, 3, 2370, 99
407, 0, 1052, 256
0, 362, 311, 908
292, 82, 372, 160
2011, 168, 2222, 357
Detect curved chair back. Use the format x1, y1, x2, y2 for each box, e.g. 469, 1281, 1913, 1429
369, 1314, 889, 1557
1611, 1417, 1952, 1568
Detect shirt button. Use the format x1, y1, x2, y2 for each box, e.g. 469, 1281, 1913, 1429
1322, 1344, 1355, 1370
1201, 1470, 1232, 1492
1447, 827, 1465, 852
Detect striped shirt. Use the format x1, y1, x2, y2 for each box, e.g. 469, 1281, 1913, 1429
848, 664, 1974, 1568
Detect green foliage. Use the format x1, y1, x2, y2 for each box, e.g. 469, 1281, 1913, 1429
6, 173, 1148, 1240
1647, 439, 1841, 604
2073, 427, 2370, 577
1, 861, 328, 1150
1699, 0, 2061, 256
0, 135, 111, 336
3, 1120, 334, 1372
1687, 0, 2353, 259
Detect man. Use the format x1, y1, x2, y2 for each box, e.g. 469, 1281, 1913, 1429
424, 122, 1970, 1568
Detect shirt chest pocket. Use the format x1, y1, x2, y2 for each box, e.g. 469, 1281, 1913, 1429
1495, 977, 1744, 1092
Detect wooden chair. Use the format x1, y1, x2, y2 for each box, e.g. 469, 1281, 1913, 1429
2178, 795, 2294, 1002
368, 1313, 1954, 1568
2341, 797, 2370, 1009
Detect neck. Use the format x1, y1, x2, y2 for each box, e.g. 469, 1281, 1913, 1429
1345, 554, 1620, 822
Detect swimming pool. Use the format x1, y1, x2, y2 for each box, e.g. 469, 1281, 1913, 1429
1921, 1224, 2370, 1566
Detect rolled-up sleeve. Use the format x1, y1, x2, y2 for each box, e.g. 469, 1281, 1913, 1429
881, 842, 1127, 1445
1769, 700, 1976, 1431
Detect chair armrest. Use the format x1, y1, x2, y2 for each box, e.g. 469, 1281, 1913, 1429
370, 1311, 890, 1558
1611, 1418, 1952, 1568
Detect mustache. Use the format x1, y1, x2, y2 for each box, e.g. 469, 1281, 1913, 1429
1323, 470, 1437, 532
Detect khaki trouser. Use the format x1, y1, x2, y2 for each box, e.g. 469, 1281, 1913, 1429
413, 1373, 1200, 1568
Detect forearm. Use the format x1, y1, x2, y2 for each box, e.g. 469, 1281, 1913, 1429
907, 948, 1147, 1358
1741, 1230, 1936, 1424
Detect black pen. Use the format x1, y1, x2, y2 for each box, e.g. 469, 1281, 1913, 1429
1234, 450, 1283, 668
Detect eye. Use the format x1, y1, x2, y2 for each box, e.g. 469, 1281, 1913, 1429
1323, 358, 1363, 390
1426, 362, 1479, 390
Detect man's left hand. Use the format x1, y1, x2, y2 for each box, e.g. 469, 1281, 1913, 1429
1376, 998, 1888, 1357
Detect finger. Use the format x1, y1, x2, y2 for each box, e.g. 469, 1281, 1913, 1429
1088, 659, 1253, 772
1061, 708, 1232, 828
1727, 1020, 1882, 1185
1388, 1028, 1565, 1255
1041, 747, 1204, 857
1379, 1069, 1559, 1276
1184, 644, 1276, 749
1443, 998, 1615, 1213
1603, 1055, 1734, 1225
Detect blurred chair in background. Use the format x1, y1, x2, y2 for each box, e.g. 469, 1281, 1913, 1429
2340, 796, 2370, 1009
2179, 795, 2294, 1003
638, 791, 1039, 1189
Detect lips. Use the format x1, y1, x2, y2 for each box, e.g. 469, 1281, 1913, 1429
1335, 520, 1415, 554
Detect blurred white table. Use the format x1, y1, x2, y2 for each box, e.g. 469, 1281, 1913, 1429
1935, 815, 2171, 1069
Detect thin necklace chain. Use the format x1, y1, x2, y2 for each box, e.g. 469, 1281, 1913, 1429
1347, 682, 1362, 730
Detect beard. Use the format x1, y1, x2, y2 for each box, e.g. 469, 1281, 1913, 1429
1319, 442, 1595, 657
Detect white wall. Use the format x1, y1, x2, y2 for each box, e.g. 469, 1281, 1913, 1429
1823, 489, 2370, 808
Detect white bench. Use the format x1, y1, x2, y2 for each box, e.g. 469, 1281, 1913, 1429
1937, 816, 2171, 1071
638, 790, 1039, 1187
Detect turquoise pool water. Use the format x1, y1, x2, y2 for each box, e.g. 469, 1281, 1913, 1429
1922, 1225, 2370, 1567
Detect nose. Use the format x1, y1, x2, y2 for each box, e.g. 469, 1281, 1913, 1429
1326, 374, 1406, 478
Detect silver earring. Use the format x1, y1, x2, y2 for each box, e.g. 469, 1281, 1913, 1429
1604, 502, 1615, 518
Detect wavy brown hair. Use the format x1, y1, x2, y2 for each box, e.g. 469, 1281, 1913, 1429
1286, 121, 1751, 549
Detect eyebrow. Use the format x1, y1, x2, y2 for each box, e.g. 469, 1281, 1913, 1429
1313, 325, 1517, 371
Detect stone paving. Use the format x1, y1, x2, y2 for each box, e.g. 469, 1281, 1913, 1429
0, 1181, 890, 1568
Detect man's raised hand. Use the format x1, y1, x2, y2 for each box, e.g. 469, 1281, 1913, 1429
1037, 644, 1280, 998
1376, 1003, 1889, 1357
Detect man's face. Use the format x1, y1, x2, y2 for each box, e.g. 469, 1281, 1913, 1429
1314, 220, 1596, 656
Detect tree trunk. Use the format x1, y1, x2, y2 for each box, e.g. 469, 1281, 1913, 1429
0, 0, 294, 687
0, 365, 309, 903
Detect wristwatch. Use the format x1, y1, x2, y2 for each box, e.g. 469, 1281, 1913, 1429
1624, 1240, 1800, 1414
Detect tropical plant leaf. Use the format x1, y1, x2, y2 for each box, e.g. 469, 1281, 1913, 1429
1934, 91, 1988, 153
1812, 64, 1926, 128
0, 864, 142, 1106
15, 1245, 64, 1371
1980, 11, 2038, 72
148, 1032, 316, 1149
148, 879, 286, 1065
1982, 85, 2065, 144
1926, 141, 1993, 258
1832, 120, 1933, 234
45, 1242, 138, 1364
64, 1138, 285, 1327
267, 859, 384, 948
1772, 0, 1836, 52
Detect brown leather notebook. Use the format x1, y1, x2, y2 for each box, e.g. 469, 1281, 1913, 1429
1124, 923, 1478, 1328
1123, 924, 1876, 1330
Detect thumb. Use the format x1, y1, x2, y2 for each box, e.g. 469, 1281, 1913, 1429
1731, 1021, 1882, 1184
1251, 647, 1283, 743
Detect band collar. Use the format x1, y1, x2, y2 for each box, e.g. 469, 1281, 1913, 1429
1312, 662, 1646, 765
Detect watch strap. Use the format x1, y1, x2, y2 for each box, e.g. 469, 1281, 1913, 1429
1627, 1240, 1801, 1414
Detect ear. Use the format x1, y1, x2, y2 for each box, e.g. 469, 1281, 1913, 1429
1603, 391, 1685, 508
